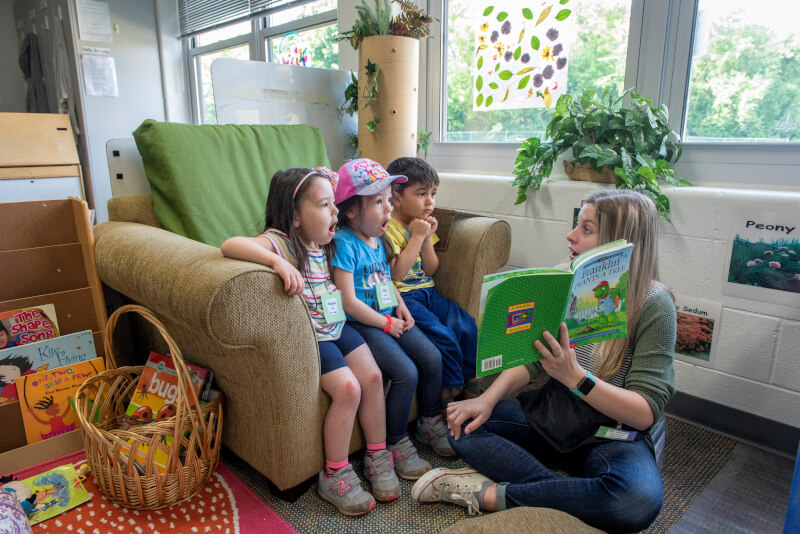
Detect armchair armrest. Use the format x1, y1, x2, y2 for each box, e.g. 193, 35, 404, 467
433, 217, 511, 319
94, 222, 312, 340
94, 222, 327, 490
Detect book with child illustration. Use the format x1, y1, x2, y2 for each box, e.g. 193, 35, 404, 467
122, 351, 211, 474
16, 358, 105, 444
11, 463, 91, 526
0, 330, 96, 405
0, 305, 60, 349
476, 240, 634, 376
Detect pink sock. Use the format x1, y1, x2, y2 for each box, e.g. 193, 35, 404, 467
366, 442, 386, 458
324, 459, 350, 478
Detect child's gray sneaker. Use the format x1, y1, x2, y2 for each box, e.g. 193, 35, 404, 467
411, 467, 492, 515
415, 415, 457, 456
317, 465, 376, 516
363, 449, 402, 501
388, 436, 432, 480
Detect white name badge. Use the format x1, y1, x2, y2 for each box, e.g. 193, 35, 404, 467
376, 282, 398, 310
321, 290, 346, 324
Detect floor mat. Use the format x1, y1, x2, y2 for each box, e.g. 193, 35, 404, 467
668, 443, 793, 534
224, 417, 736, 533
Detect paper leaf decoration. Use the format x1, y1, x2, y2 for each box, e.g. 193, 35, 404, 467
473, 0, 572, 110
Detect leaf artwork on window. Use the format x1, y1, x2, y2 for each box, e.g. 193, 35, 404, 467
473, 1, 572, 111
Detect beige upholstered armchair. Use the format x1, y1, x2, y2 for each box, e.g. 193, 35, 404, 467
94, 196, 511, 494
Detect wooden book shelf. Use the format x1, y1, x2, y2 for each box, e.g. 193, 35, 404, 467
0, 169, 105, 472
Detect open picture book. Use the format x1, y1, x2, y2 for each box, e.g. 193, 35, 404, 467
476, 240, 634, 376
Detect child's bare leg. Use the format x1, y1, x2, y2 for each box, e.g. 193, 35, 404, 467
320, 366, 362, 462
344, 344, 385, 444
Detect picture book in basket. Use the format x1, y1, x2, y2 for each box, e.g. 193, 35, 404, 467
16, 358, 106, 444
476, 240, 634, 376
126, 351, 210, 423
9, 463, 91, 526
122, 352, 211, 474
0, 330, 96, 405
0, 304, 60, 349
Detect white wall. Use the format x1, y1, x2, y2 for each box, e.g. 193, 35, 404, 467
0, 0, 27, 112
154, 0, 191, 124
74, 0, 166, 223
436, 175, 800, 429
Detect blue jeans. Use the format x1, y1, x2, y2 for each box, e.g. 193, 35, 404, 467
348, 322, 442, 445
402, 287, 477, 389
448, 399, 663, 533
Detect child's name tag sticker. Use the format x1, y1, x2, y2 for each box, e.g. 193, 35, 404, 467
321, 290, 346, 324
376, 282, 398, 310
595, 426, 638, 441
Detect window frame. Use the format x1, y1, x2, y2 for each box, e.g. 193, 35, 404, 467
184, 2, 337, 124
424, 0, 800, 187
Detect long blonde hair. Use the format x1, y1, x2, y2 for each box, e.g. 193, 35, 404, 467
585, 189, 670, 380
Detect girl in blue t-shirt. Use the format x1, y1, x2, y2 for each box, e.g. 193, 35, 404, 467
331, 159, 456, 483
221, 167, 400, 516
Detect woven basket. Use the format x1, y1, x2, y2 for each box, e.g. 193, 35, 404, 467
75, 304, 223, 509
563, 161, 617, 183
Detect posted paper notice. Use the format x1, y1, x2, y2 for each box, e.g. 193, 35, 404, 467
77, 0, 112, 43
82, 54, 118, 97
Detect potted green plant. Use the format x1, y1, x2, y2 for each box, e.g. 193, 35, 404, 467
338, 0, 434, 166
512, 88, 693, 219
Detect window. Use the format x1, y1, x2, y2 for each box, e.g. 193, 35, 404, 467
195, 20, 251, 47
195, 44, 251, 125
266, 24, 338, 69
183, 0, 337, 124
262, 0, 338, 69
683, 0, 800, 143
443, 0, 632, 143
427, 0, 800, 186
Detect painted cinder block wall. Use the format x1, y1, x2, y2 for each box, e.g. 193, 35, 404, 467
436, 175, 800, 430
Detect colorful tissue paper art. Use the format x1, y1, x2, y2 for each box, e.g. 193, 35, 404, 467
278, 31, 309, 66
473, 0, 573, 111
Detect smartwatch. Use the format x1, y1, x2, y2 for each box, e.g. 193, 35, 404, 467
571, 371, 596, 396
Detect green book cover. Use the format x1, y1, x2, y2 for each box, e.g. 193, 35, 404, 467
476, 240, 634, 376
20, 464, 91, 526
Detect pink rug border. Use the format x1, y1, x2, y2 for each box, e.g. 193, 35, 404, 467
215, 462, 297, 534
9, 451, 296, 534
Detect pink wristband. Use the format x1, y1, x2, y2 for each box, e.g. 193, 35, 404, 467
382, 314, 393, 333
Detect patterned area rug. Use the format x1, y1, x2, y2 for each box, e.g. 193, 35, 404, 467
224, 416, 737, 533
6, 451, 296, 534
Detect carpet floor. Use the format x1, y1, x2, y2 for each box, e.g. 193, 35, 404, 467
224, 416, 737, 533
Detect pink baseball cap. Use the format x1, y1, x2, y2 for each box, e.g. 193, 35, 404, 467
334, 158, 408, 205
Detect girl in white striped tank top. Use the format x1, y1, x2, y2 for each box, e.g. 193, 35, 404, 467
221, 167, 400, 515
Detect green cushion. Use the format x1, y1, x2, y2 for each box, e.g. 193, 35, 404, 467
132, 120, 330, 247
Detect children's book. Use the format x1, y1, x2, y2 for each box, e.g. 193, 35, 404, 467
122, 352, 211, 474
16, 463, 91, 526
0, 330, 97, 405
16, 358, 106, 444
0, 305, 60, 349
476, 240, 634, 376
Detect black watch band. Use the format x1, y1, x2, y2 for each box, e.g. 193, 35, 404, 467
571, 371, 596, 396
